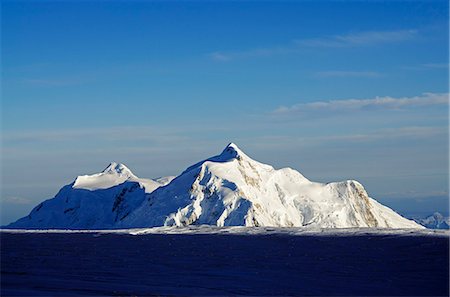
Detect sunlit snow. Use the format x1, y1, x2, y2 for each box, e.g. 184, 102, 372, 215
6, 143, 422, 229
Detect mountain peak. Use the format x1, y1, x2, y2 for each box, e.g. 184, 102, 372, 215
432, 212, 444, 219
219, 142, 248, 161
102, 162, 134, 176
72, 162, 136, 191
180, 143, 254, 175
226, 142, 239, 149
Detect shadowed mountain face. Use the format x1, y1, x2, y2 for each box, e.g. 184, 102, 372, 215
6, 143, 422, 229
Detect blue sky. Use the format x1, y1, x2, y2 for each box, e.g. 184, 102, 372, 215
1, 0, 449, 224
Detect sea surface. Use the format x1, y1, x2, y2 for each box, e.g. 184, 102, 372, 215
1, 228, 449, 296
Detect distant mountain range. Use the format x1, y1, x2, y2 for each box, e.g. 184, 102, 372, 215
6, 143, 422, 229
410, 212, 450, 229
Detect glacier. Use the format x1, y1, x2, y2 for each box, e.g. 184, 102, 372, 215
6, 143, 422, 229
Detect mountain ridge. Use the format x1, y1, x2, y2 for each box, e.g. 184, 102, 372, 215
411, 212, 450, 229
6, 143, 423, 229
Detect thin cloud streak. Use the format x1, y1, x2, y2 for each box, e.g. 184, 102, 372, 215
313, 126, 447, 142
274, 92, 449, 115
241, 126, 447, 151
2, 196, 33, 205
297, 29, 418, 48
209, 46, 294, 61
315, 71, 382, 78
23, 78, 91, 87
403, 63, 450, 71
422, 63, 449, 69
2, 126, 446, 159
210, 29, 418, 61
209, 52, 232, 62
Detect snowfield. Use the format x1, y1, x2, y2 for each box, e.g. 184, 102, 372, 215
6, 143, 422, 229
1, 227, 448, 296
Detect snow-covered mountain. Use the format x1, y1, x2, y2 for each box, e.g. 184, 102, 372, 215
6, 143, 422, 229
412, 212, 450, 229
7, 163, 174, 229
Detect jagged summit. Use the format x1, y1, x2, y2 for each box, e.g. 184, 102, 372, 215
216, 143, 274, 173
180, 142, 270, 177
102, 162, 135, 177
219, 142, 247, 161
413, 212, 450, 229
217, 142, 268, 165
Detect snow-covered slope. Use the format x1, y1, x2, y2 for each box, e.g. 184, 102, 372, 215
73, 162, 168, 193
7, 163, 174, 229
413, 212, 450, 229
6, 143, 422, 229
119, 143, 421, 229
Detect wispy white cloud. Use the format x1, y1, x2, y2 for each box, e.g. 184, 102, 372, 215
297, 29, 418, 48
209, 46, 293, 62
377, 190, 449, 200
1, 126, 193, 147
242, 126, 447, 150
313, 126, 447, 142
422, 63, 449, 69
209, 29, 418, 61
402, 63, 450, 71
209, 52, 233, 62
2, 196, 33, 205
274, 92, 449, 115
23, 78, 89, 87
315, 71, 382, 78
